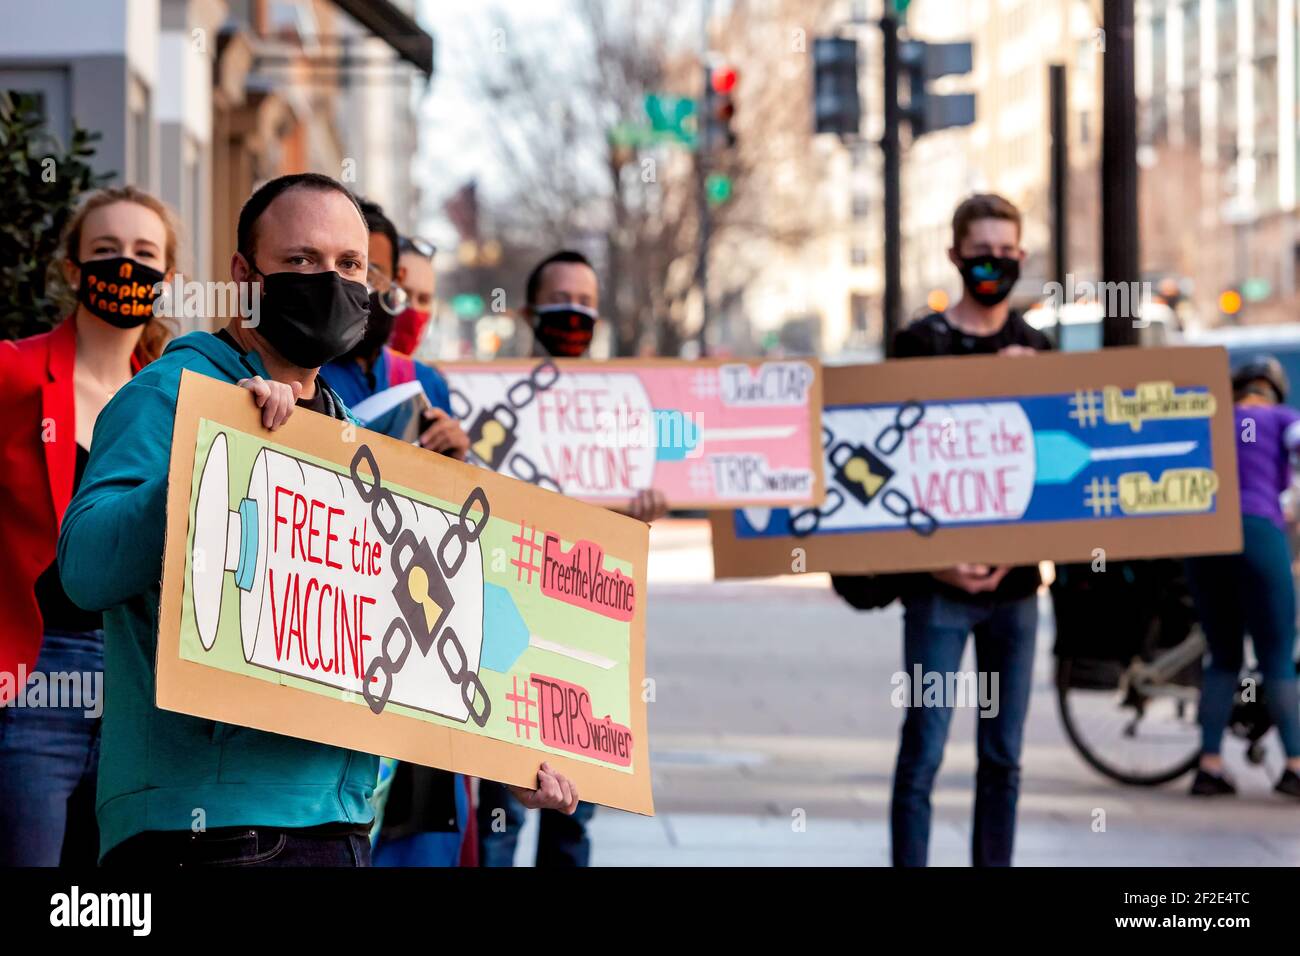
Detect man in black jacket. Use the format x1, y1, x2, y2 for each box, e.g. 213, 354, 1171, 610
889, 194, 1049, 867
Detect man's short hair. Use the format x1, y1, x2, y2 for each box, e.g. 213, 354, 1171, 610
357, 197, 400, 276
236, 172, 364, 263
951, 193, 1021, 249
525, 249, 594, 305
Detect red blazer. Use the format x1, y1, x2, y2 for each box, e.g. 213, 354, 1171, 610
0, 317, 140, 706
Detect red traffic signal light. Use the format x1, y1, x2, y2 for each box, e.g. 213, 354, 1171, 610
703, 64, 739, 151
710, 66, 738, 95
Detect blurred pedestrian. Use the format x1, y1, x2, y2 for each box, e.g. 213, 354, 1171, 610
0, 185, 178, 866
477, 249, 667, 867
1186, 355, 1300, 799
322, 200, 473, 867
888, 194, 1050, 867
389, 236, 437, 356
323, 200, 467, 459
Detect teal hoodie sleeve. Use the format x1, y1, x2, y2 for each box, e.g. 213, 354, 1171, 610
58, 379, 176, 612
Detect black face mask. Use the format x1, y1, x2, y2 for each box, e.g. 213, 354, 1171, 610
77, 256, 165, 328
248, 264, 370, 369
958, 255, 1020, 307
339, 289, 401, 364
533, 303, 597, 357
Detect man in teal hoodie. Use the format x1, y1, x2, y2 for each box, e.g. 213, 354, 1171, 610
59, 172, 579, 866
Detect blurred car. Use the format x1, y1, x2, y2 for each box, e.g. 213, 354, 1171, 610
1175, 322, 1300, 411
1023, 299, 1182, 351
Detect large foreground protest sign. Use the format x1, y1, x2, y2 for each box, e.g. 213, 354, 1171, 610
439, 357, 824, 509
158, 371, 653, 815
711, 346, 1242, 577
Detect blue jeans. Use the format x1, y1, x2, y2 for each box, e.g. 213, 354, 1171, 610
477, 781, 595, 867
890, 591, 1037, 867
1187, 515, 1300, 758
0, 629, 104, 867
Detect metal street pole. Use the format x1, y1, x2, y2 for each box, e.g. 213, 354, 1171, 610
880, 14, 902, 356
1050, 63, 1069, 290
881, 12, 902, 357
696, 0, 713, 357
1101, 0, 1139, 347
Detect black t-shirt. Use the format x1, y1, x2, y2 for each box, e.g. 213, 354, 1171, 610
893, 309, 1053, 358
35, 444, 103, 633
892, 311, 1051, 605
214, 328, 343, 419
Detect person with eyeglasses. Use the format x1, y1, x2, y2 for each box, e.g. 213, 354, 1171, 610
321, 199, 475, 867
389, 236, 437, 356
323, 199, 468, 460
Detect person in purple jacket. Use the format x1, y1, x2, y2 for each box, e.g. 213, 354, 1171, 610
1186, 355, 1300, 798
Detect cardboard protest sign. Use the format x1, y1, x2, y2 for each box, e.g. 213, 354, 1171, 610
711, 346, 1242, 577
439, 357, 824, 508
158, 371, 653, 814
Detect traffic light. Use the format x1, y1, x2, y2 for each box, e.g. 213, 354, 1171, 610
813, 37, 861, 137
899, 40, 974, 138
703, 64, 739, 151
705, 172, 733, 206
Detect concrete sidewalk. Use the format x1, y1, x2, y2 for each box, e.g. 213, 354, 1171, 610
582, 806, 1300, 866
501, 519, 1300, 867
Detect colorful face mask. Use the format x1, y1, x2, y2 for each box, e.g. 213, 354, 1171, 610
77, 256, 165, 328
958, 255, 1020, 307
533, 303, 597, 357
250, 264, 371, 369
389, 306, 432, 355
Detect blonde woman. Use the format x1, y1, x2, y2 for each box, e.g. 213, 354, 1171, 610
0, 186, 178, 865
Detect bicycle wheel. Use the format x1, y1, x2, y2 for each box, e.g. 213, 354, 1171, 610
1056, 656, 1201, 786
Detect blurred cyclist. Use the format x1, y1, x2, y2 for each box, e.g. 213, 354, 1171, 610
1186, 355, 1300, 799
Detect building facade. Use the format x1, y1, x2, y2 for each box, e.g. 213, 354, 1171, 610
0, 0, 433, 332
1137, 0, 1300, 324
703, 0, 1107, 356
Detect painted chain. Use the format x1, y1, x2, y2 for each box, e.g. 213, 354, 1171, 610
349, 443, 492, 725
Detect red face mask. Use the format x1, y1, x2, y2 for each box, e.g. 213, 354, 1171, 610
533, 303, 597, 357
388, 306, 432, 355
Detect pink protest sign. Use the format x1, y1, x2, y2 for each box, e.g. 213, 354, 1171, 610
539, 535, 636, 622
439, 358, 825, 509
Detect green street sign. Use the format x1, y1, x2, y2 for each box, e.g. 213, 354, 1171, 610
644, 93, 697, 146
451, 293, 485, 318
705, 172, 733, 206
609, 123, 652, 148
